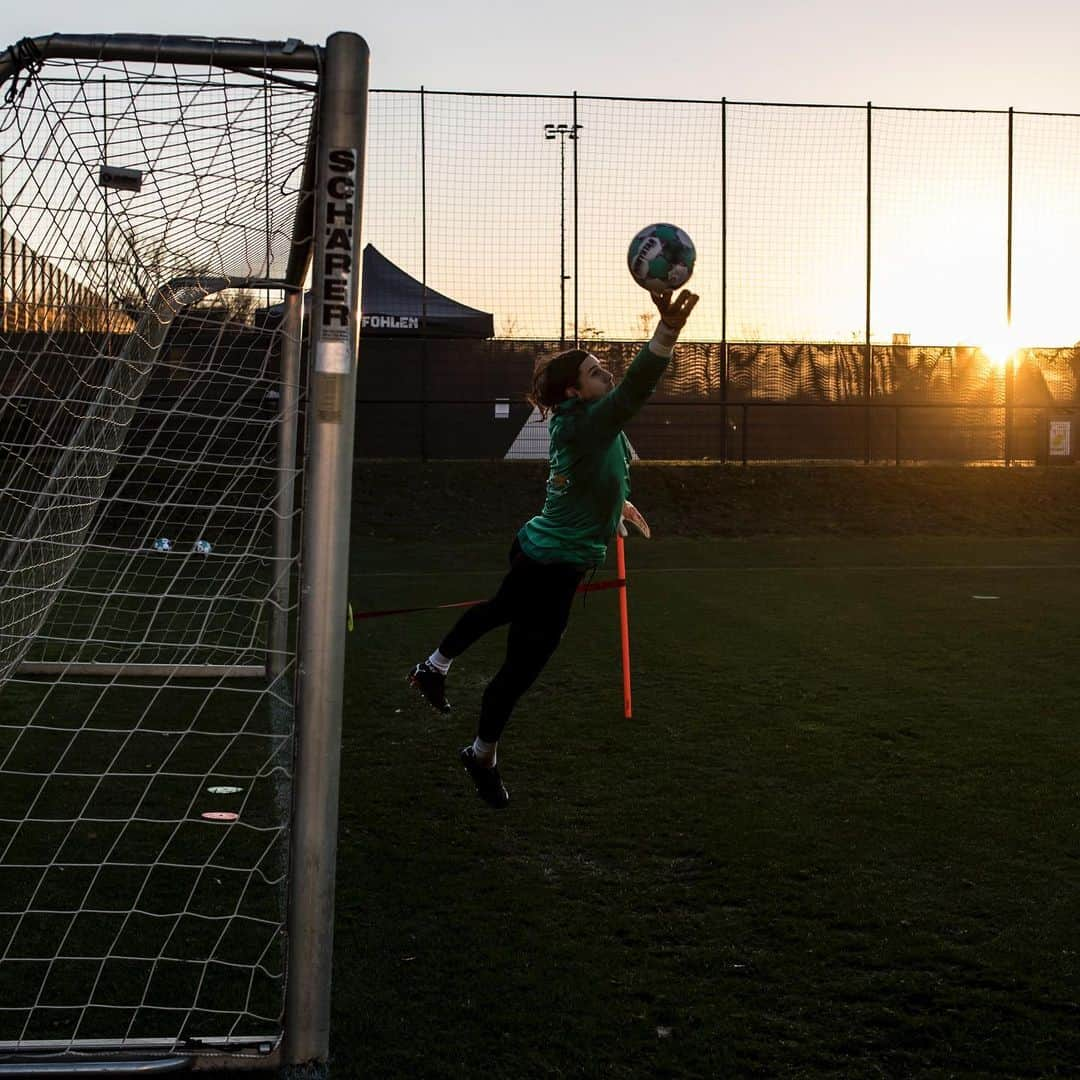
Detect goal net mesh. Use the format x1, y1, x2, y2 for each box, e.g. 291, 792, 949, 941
0, 43, 317, 1055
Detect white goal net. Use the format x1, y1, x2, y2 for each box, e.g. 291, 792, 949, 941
0, 35, 330, 1065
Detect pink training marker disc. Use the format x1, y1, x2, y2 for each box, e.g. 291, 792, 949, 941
201, 811, 239, 822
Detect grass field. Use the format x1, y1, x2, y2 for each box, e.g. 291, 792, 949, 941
3, 465, 1079, 1075
334, 517, 1079, 1077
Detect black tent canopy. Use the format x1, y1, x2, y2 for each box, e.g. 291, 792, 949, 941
362, 244, 493, 338
258, 244, 494, 338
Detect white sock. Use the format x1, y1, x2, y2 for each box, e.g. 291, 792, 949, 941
472, 737, 497, 767
427, 649, 452, 675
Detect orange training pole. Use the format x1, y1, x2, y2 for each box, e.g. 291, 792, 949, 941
616, 533, 632, 719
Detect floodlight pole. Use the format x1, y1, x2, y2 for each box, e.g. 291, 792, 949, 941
544, 122, 582, 347
285, 29, 369, 1071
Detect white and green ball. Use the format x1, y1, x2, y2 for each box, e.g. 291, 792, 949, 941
627, 223, 696, 294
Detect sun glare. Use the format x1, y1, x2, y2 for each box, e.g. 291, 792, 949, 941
978, 327, 1022, 369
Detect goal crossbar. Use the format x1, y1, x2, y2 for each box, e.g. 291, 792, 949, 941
0, 33, 323, 84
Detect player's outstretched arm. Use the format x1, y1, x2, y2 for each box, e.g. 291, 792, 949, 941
557, 289, 701, 450
565, 289, 703, 447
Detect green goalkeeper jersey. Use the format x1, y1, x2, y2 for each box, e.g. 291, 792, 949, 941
517, 343, 671, 568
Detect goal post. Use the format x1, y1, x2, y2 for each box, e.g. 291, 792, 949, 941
0, 29, 369, 1075
285, 30, 369, 1069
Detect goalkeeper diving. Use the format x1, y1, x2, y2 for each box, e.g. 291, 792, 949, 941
409, 287, 700, 807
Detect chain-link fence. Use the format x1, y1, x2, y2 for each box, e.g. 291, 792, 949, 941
4, 89, 1080, 463
359, 91, 1080, 463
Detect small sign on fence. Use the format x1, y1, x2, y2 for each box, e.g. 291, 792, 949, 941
1049, 419, 1072, 458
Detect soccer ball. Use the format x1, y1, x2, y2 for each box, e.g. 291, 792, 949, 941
152, 537, 172, 553
193, 540, 212, 555
627, 223, 696, 294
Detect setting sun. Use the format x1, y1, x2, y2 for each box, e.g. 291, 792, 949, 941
978, 327, 1022, 368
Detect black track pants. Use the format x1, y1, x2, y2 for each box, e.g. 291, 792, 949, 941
439, 537, 586, 743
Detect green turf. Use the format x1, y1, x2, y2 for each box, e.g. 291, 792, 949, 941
4, 464, 1080, 1074
334, 533, 1080, 1078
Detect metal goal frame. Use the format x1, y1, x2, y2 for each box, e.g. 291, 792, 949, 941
0, 29, 368, 1075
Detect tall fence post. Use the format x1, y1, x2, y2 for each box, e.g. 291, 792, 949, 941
864, 101, 873, 464
720, 96, 728, 464
573, 90, 580, 347
1005, 106, 1014, 467
420, 84, 429, 461
285, 30, 370, 1070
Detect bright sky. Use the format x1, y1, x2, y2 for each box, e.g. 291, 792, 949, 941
8, 0, 1080, 110
6, 1, 1080, 347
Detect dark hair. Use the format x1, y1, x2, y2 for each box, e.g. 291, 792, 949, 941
527, 348, 589, 419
